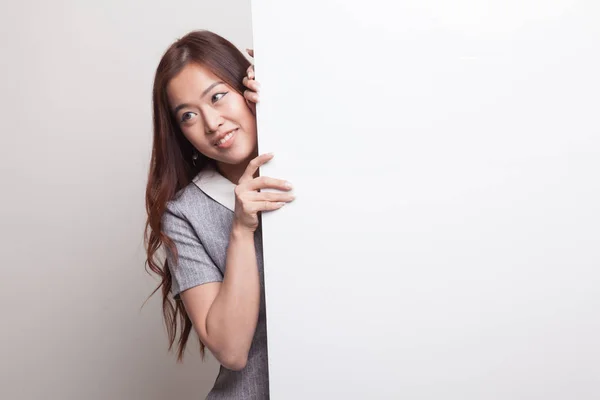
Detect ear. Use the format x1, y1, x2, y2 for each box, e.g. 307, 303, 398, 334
245, 98, 256, 116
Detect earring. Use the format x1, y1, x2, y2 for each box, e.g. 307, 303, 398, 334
192, 152, 198, 167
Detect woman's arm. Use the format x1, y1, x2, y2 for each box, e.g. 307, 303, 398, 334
181, 223, 259, 371
181, 153, 294, 370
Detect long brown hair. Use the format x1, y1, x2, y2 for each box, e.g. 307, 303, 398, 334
144, 30, 251, 361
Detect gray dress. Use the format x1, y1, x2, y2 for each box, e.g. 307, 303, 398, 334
161, 167, 270, 400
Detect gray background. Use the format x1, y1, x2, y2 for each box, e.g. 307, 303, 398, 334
0, 1, 252, 399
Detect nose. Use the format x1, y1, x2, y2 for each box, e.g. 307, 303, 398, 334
203, 107, 224, 134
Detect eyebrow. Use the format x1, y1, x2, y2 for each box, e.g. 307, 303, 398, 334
172, 81, 225, 114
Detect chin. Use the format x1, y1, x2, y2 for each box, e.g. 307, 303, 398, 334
232, 138, 257, 162
217, 145, 256, 165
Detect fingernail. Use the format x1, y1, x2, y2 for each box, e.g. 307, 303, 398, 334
277, 202, 286, 207
285, 181, 293, 189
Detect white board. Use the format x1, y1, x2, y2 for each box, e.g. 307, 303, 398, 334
251, 1, 600, 398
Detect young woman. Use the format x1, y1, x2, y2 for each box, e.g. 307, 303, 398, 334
144, 30, 294, 399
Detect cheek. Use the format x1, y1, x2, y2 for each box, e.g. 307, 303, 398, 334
226, 95, 255, 126
181, 127, 211, 151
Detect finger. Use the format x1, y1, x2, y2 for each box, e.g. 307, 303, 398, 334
246, 48, 254, 58
241, 199, 285, 214
248, 176, 293, 192
254, 200, 286, 213
242, 77, 261, 92
246, 65, 255, 80
243, 90, 260, 104
239, 153, 274, 184
249, 192, 295, 202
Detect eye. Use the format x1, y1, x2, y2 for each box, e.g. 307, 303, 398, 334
180, 112, 197, 123
212, 92, 228, 103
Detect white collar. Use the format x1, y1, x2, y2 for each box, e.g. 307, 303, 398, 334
192, 164, 236, 212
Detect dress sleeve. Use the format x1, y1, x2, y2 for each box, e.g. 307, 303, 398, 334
161, 202, 223, 299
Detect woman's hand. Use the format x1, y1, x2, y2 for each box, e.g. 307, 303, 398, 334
234, 153, 294, 233
243, 49, 260, 114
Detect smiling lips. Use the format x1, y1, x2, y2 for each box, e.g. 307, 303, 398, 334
214, 128, 238, 148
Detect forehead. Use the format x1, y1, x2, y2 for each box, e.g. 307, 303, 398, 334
166, 63, 221, 108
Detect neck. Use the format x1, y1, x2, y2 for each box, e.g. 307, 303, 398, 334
216, 148, 259, 184
216, 162, 245, 185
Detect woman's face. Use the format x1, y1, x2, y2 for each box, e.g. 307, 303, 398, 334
166, 63, 257, 166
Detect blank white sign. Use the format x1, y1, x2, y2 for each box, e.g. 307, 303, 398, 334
251, 1, 600, 398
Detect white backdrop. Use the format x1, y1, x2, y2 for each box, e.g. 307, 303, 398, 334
252, 1, 600, 399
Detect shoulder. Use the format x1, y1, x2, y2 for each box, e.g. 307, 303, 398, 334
165, 179, 207, 217
161, 180, 209, 232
